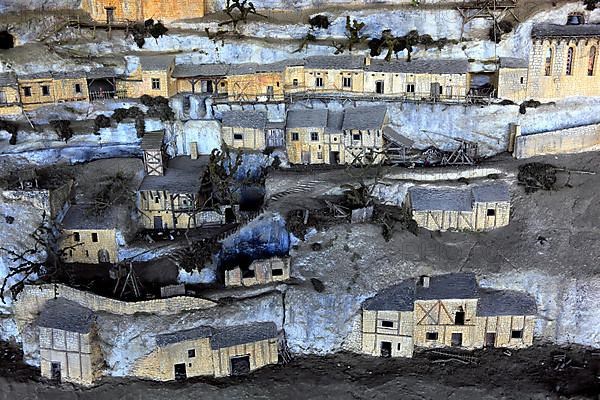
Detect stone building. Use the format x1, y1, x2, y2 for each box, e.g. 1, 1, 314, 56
285, 108, 329, 164
173, 64, 230, 96
361, 273, 537, 358
406, 182, 510, 232
59, 205, 119, 264
494, 57, 529, 103
37, 298, 103, 385
80, 0, 205, 23
221, 110, 268, 150
284, 56, 366, 95
133, 322, 280, 380
120, 56, 176, 99
340, 106, 387, 164
224, 256, 291, 287
226, 61, 290, 102
525, 23, 600, 101
18, 72, 89, 111
0, 72, 22, 115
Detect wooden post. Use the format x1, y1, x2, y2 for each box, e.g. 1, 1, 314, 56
92, 24, 96, 39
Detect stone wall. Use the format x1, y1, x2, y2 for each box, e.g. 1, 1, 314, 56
513, 123, 600, 159
383, 166, 504, 182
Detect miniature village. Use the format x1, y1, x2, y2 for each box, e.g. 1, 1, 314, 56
0, 0, 598, 398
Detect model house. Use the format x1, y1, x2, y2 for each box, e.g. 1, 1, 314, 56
0, 72, 22, 115
224, 256, 291, 287
221, 110, 268, 150
80, 0, 205, 23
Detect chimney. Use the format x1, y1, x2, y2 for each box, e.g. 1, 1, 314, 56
364, 55, 371, 67
421, 275, 430, 288
190, 141, 198, 160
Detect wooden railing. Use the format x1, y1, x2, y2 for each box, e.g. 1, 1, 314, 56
89, 89, 128, 101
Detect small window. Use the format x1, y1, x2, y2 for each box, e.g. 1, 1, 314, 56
511, 330, 523, 339
276, 81, 280, 87
69, 249, 73, 257
188, 349, 196, 358
154, 196, 160, 204
91, 232, 98, 242
487, 209, 496, 216
397, 343, 401, 351
292, 78, 299, 87
333, 137, 338, 142
73, 232, 80, 242
566, 47, 575, 76
545, 48, 553, 76
233, 133, 243, 140
352, 133, 361, 141
41, 85, 50, 96
455, 311, 465, 325
589, 46, 597, 76
520, 77, 525, 84
315, 77, 323, 88
426, 332, 438, 341
173, 217, 178, 225
310, 132, 319, 141
342, 76, 352, 88
151, 78, 161, 90
85, 250, 89, 257
406, 83, 415, 93
381, 320, 394, 328
272, 268, 283, 276
221, 82, 226, 87
23, 87, 32, 97
74, 83, 82, 94
291, 132, 299, 141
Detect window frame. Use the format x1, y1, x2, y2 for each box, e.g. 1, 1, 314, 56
342, 76, 352, 88
426, 332, 439, 341
291, 132, 299, 141
41, 85, 50, 96
151, 78, 161, 90
315, 77, 324, 88
91, 232, 98, 243
310, 132, 319, 141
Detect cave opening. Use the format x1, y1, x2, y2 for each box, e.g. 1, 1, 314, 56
0, 31, 14, 50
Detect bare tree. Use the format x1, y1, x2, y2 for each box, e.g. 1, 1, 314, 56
219, 0, 267, 28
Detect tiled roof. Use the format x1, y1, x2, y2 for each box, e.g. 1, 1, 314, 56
342, 106, 387, 131
532, 23, 600, 38
499, 57, 529, 69
363, 279, 416, 311
210, 322, 278, 350
415, 273, 479, 300
221, 110, 267, 129
476, 289, 537, 316
471, 183, 510, 203
61, 204, 118, 230
38, 298, 95, 334
138, 156, 208, 194
409, 186, 473, 212
367, 58, 470, 74
286, 109, 328, 129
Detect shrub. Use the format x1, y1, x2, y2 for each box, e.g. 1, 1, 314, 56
49, 120, 73, 142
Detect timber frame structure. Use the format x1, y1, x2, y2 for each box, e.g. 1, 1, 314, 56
457, 0, 519, 43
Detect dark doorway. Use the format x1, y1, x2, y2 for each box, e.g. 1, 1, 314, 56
105, 7, 115, 24
153, 216, 163, 230
375, 80, 385, 94
206, 80, 214, 94
97, 249, 110, 263
230, 355, 251, 375
301, 151, 311, 164
451, 333, 463, 347
266, 86, 274, 100
380, 341, 392, 358
330, 151, 340, 165
0, 31, 14, 50
50, 362, 61, 382
455, 310, 465, 325
430, 83, 441, 99
87, 78, 116, 101
485, 332, 496, 347
174, 363, 187, 381
225, 207, 236, 224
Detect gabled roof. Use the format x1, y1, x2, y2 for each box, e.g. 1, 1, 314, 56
221, 110, 267, 129
172, 63, 230, 78
0, 72, 17, 87
210, 322, 278, 350
38, 298, 95, 334
409, 186, 473, 212
325, 111, 344, 134
499, 57, 529, 69
471, 183, 510, 203
415, 273, 479, 300
138, 156, 208, 194
342, 106, 387, 131
476, 289, 537, 316
139, 55, 175, 71
156, 326, 212, 347
532, 23, 600, 38
367, 59, 470, 74
304, 55, 365, 70
140, 130, 165, 150
286, 109, 328, 129
61, 204, 118, 230
363, 279, 416, 311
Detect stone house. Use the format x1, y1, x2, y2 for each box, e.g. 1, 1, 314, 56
224, 256, 291, 287
119, 56, 176, 99
80, 0, 205, 23
59, 205, 119, 264
133, 322, 279, 380
285, 56, 366, 95
37, 298, 103, 385
18, 72, 89, 111
226, 61, 291, 102
526, 23, 600, 101
361, 273, 537, 358
221, 110, 268, 150
494, 57, 529, 103
173, 63, 230, 96
406, 183, 510, 232
285, 109, 329, 164
340, 106, 387, 164
0, 72, 22, 115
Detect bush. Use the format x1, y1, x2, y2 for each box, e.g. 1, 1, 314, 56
93, 115, 111, 135
49, 120, 73, 142
135, 115, 145, 138
112, 107, 144, 123
309, 15, 330, 29
0, 120, 18, 145
144, 96, 174, 121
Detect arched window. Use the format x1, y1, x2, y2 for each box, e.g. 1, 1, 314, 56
589, 46, 597, 76
566, 47, 575, 76
544, 48, 553, 76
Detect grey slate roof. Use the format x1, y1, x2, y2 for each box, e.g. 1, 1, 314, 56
286, 109, 328, 129
325, 111, 344, 133
138, 156, 208, 194
156, 326, 212, 347
221, 110, 267, 129
409, 186, 473, 212
140, 55, 174, 71
61, 204, 118, 230
477, 289, 537, 316
140, 130, 165, 150
383, 126, 414, 148
367, 59, 470, 74
363, 279, 416, 311
86, 67, 118, 79
0, 72, 17, 87
210, 322, 278, 350
172, 63, 230, 78
532, 23, 600, 38
342, 106, 387, 131
415, 273, 479, 300
19, 71, 53, 80
472, 183, 510, 204
499, 57, 529, 69
38, 298, 95, 334
305, 55, 365, 70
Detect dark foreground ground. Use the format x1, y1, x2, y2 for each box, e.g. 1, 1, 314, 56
0, 342, 598, 400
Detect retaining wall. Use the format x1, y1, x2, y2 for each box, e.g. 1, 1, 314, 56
513, 123, 600, 159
